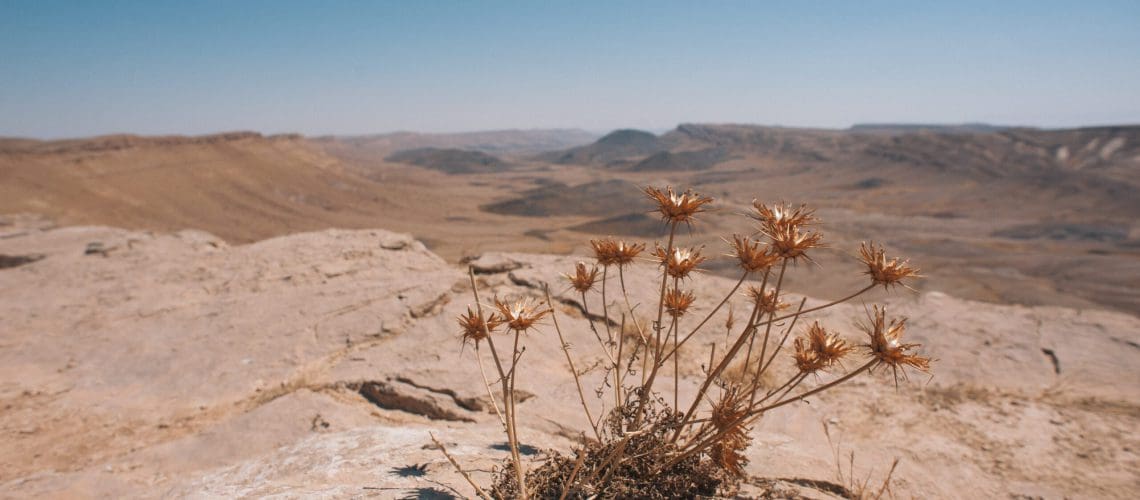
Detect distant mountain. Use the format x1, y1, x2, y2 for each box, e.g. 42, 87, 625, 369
316, 129, 599, 155
567, 212, 664, 237
0, 131, 296, 154
480, 179, 641, 217
538, 129, 668, 166
0, 132, 397, 243
626, 147, 732, 172
385, 147, 512, 174
849, 123, 1009, 134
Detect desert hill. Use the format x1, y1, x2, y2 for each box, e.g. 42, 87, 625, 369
316, 128, 599, 156
516, 124, 1140, 316
849, 122, 1009, 134
385, 147, 513, 175
3, 125, 1137, 319
538, 128, 668, 166
480, 179, 641, 217
1, 223, 1136, 498
0, 132, 402, 243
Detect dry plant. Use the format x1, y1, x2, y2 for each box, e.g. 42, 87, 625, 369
823, 423, 901, 500
443, 185, 931, 499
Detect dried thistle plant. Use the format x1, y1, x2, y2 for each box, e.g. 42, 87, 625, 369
439, 185, 932, 499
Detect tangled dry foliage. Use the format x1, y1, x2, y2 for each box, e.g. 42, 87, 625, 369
440, 185, 931, 499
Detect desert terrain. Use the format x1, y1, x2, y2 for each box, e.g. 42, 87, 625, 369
1, 124, 1139, 498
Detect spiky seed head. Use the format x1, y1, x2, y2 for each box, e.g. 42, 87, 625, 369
746, 286, 789, 315
563, 261, 599, 293
751, 200, 818, 232
806, 321, 853, 366
795, 322, 851, 373
457, 307, 502, 346
859, 241, 921, 290
494, 297, 551, 332
766, 225, 824, 261
644, 185, 713, 225
752, 201, 823, 262
709, 386, 751, 477
860, 306, 932, 386
794, 337, 826, 373
728, 234, 780, 272
590, 238, 645, 267
653, 245, 705, 279
663, 288, 696, 318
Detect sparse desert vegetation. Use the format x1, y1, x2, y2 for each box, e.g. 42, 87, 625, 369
2, 125, 1140, 498
4, 2, 1139, 497
443, 186, 931, 498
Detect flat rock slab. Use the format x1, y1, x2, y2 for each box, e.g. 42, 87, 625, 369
1, 225, 1138, 498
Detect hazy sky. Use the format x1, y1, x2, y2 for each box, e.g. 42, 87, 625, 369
2, 1, 1138, 138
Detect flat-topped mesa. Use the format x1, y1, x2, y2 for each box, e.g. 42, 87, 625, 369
0, 131, 304, 155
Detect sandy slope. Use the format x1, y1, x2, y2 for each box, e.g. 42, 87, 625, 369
1, 223, 1137, 498
0, 133, 402, 243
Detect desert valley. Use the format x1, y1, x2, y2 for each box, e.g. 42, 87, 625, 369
2, 124, 1139, 498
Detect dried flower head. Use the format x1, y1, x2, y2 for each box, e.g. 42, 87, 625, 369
644, 185, 713, 225
728, 234, 780, 272
859, 241, 921, 290
752, 200, 817, 232
795, 322, 851, 373
563, 261, 599, 293
457, 307, 502, 346
793, 337, 826, 373
861, 306, 932, 387
709, 387, 752, 477
653, 245, 706, 279
745, 286, 789, 315
806, 322, 853, 366
590, 238, 645, 267
766, 225, 823, 262
752, 201, 823, 261
494, 297, 551, 332
664, 288, 696, 318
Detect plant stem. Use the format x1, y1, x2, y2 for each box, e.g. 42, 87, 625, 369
583, 291, 620, 366
741, 269, 772, 370
633, 221, 678, 427
669, 271, 750, 358
618, 265, 649, 345
600, 266, 614, 345
751, 360, 876, 415
762, 284, 876, 327
757, 297, 808, 377
475, 344, 506, 428
671, 296, 764, 442
546, 285, 601, 440
467, 268, 527, 499
752, 262, 785, 369
430, 432, 493, 500
507, 326, 529, 499
616, 314, 626, 411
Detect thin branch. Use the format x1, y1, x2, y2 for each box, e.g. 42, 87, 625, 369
545, 285, 601, 440
558, 447, 589, 500
430, 432, 493, 500
751, 360, 876, 415
475, 345, 506, 428
756, 297, 808, 377
467, 268, 527, 499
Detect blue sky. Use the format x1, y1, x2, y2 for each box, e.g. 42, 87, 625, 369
1, 1, 1138, 138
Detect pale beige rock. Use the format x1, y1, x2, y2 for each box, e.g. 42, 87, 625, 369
1, 225, 1137, 498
